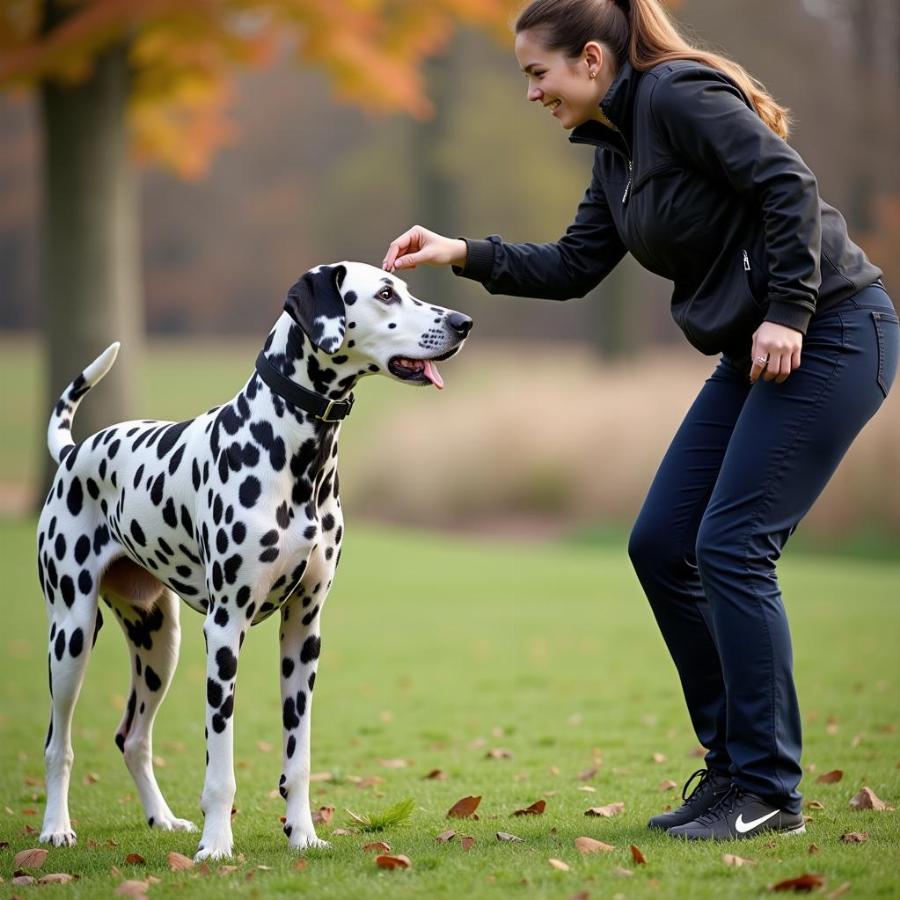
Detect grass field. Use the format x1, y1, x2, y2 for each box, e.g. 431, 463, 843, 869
2, 517, 898, 898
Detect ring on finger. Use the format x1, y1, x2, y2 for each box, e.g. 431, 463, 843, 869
755, 354, 769, 366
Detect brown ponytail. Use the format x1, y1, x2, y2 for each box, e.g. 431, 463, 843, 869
515, 0, 790, 139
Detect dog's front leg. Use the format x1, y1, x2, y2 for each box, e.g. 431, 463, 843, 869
195, 607, 247, 861
278, 589, 329, 850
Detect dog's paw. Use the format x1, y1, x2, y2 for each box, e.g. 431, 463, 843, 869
193, 842, 233, 862
288, 831, 331, 852
39, 828, 76, 847
151, 814, 198, 833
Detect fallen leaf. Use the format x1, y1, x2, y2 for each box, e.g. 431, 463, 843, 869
375, 854, 411, 870
436, 830, 456, 843
38, 873, 76, 884
11, 876, 35, 886
332, 828, 354, 836
689, 745, 708, 757
124, 853, 145, 865
548, 858, 570, 871
379, 758, 410, 769
313, 806, 335, 825
630, 845, 647, 865
293, 859, 307, 871
816, 770, 843, 784
578, 766, 598, 781
585, 802, 624, 818
807, 801, 825, 810
167, 851, 194, 871
659, 779, 678, 791
652, 752, 667, 764
83, 772, 100, 784
447, 796, 482, 819
849, 787, 893, 810
574, 836, 615, 854
256, 741, 272, 753
14, 848, 48, 869
808, 844, 820, 855
217, 866, 238, 876
196, 862, 211, 876
424, 769, 447, 780
496, 832, 524, 842
513, 800, 546, 816
363, 841, 391, 852
614, 866, 634, 877
826, 882, 852, 899
723, 854, 755, 867
486, 748, 513, 760
460, 836, 475, 851
840, 832, 869, 843
771, 873, 826, 892
115, 881, 148, 897
577, 785, 596, 793
309, 772, 333, 782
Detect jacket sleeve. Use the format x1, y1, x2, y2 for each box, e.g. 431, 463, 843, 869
649, 66, 820, 334
453, 154, 627, 300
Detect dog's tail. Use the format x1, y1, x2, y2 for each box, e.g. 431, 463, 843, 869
48, 342, 121, 465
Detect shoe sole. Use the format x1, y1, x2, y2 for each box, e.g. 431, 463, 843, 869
667, 822, 807, 841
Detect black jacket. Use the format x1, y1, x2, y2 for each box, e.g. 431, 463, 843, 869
455, 60, 882, 361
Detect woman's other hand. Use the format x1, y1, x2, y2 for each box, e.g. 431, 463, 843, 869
750, 321, 803, 383
382, 226, 467, 272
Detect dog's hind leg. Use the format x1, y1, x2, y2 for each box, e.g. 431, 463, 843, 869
38, 558, 102, 847
107, 579, 196, 833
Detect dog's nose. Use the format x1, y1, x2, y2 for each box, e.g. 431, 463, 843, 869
447, 312, 473, 337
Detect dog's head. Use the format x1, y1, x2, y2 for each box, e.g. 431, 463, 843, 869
284, 261, 472, 389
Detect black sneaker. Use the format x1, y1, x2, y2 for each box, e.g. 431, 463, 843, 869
667, 784, 806, 840
647, 768, 732, 830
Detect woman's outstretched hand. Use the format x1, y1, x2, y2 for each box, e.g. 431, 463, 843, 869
750, 321, 803, 383
382, 226, 467, 272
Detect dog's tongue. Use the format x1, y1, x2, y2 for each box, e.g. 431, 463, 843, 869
422, 359, 444, 390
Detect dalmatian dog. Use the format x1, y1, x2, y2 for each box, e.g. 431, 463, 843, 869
36, 262, 472, 860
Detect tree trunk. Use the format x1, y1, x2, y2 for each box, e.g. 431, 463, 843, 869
37, 40, 142, 506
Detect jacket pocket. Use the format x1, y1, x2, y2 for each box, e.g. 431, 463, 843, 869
871, 310, 900, 399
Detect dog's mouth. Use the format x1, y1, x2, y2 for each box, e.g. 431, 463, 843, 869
387, 346, 462, 390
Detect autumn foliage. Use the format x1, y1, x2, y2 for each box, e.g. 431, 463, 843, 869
0, 0, 518, 177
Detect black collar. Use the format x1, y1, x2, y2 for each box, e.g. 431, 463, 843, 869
569, 61, 643, 156
255, 352, 354, 423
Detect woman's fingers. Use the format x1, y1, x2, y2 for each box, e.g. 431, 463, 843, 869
750, 322, 804, 384
383, 228, 421, 271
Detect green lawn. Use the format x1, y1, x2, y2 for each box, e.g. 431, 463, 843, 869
2, 518, 898, 897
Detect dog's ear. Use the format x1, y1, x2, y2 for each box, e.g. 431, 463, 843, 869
284, 264, 347, 354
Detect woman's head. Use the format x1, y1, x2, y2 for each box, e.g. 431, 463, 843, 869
514, 0, 790, 138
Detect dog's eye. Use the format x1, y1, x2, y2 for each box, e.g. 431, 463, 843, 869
377, 287, 398, 304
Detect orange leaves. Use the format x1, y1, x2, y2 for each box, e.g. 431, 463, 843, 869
166, 851, 194, 871
585, 802, 624, 818
770, 873, 826, 892
375, 853, 411, 870
849, 787, 893, 811
512, 800, 545, 816
13, 847, 48, 869
816, 770, 844, 784
574, 836, 615, 855
447, 796, 481, 819
630, 844, 647, 865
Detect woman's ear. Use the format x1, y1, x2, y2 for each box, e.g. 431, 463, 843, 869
583, 40, 605, 74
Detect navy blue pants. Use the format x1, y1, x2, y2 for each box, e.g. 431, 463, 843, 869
628, 284, 898, 814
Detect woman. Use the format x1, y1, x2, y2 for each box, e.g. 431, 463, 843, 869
382, 0, 898, 840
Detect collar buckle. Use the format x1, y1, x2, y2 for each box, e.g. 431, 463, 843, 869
320, 393, 354, 423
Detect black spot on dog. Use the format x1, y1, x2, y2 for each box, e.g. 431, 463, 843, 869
145, 665, 162, 692
220, 693, 234, 720
78, 569, 93, 595
54, 533, 66, 560
54, 629, 66, 661
300, 635, 321, 664
150, 472, 166, 506
259, 548, 279, 564
162, 498, 177, 528
217, 529, 229, 554
66, 478, 84, 516
231, 521, 246, 544
216, 647, 237, 681
60, 575, 75, 607
286, 735, 296, 758
156, 421, 191, 459
283, 697, 300, 730
224, 554, 242, 585
212, 713, 226, 733
239, 476, 261, 508
74, 535, 90, 565
308, 671, 316, 691
214, 606, 229, 627
207, 678, 223, 708
235, 585, 251, 608
130, 520, 147, 546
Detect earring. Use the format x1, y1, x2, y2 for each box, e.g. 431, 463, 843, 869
590, 70, 596, 79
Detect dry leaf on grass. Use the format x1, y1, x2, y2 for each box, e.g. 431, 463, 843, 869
167, 851, 194, 871
313, 806, 335, 825
630, 845, 647, 865
310, 772, 333, 783
849, 787, 893, 810
496, 832, 524, 842
486, 748, 513, 760
38, 873, 76, 884
447, 796, 482, 819
293, 859, 307, 872
652, 752, 667, 764
585, 802, 624, 818
816, 769, 843, 784
548, 858, 570, 871
424, 769, 447, 780
614, 866, 634, 877
826, 883, 852, 899
14, 848, 48, 869
574, 836, 614, 854
840, 832, 869, 843
124, 853, 146, 865
460, 836, 475, 851
659, 779, 678, 791
218, 865, 238, 876
11, 876, 35, 886
770, 873, 826, 892
808, 844, 820, 855
379, 759, 410, 769
436, 830, 456, 843
513, 800, 546, 816
363, 841, 391, 853
807, 801, 826, 810
578, 766, 599, 781
723, 854, 755, 867
115, 881, 149, 897
375, 854, 411, 870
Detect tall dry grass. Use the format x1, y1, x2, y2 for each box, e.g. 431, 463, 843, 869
343, 343, 900, 538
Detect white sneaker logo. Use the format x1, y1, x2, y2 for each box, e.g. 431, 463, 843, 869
734, 809, 779, 833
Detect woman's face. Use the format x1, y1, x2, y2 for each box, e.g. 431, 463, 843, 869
514, 29, 611, 130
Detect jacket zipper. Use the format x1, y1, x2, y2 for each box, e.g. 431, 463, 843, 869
742, 249, 751, 271
622, 159, 633, 205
